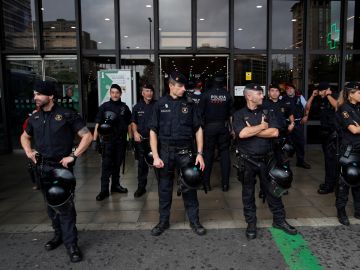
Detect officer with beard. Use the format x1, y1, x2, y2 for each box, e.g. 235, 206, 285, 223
233, 83, 297, 239
199, 70, 233, 191
20, 81, 93, 262
93, 84, 131, 201
131, 83, 156, 197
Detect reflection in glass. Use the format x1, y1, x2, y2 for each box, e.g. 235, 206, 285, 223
120, 0, 153, 50
45, 59, 79, 111
347, 1, 360, 50
42, 0, 76, 50
309, 1, 340, 50
197, 0, 229, 48
6, 59, 42, 147
82, 57, 116, 122
81, 0, 115, 49
120, 55, 155, 100
2, 0, 37, 50
234, 0, 266, 49
272, 0, 303, 50
159, 0, 191, 49
272, 54, 303, 91
345, 54, 360, 82
234, 54, 267, 110
309, 54, 339, 86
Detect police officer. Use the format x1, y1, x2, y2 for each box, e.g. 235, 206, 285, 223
149, 71, 206, 236
199, 70, 233, 191
305, 82, 338, 194
93, 84, 131, 201
131, 83, 156, 197
335, 82, 360, 225
282, 84, 311, 169
188, 80, 203, 105
233, 83, 297, 239
20, 81, 93, 262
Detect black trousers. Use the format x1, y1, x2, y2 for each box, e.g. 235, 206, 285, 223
134, 140, 150, 189
100, 139, 127, 192
289, 123, 305, 164
336, 177, 360, 212
242, 159, 285, 224
321, 132, 338, 189
157, 145, 199, 224
38, 164, 77, 248
203, 123, 231, 186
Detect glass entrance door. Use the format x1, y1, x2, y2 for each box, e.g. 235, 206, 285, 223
159, 55, 228, 96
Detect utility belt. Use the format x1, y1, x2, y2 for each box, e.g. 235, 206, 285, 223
339, 145, 360, 165
236, 150, 273, 167
35, 154, 62, 167
160, 143, 193, 155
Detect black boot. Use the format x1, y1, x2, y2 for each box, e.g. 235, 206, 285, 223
190, 221, 206, 236
67, 244, 82, 263
134, 187, 146, 198
337, 208, 350, 226
246, 223, 257, 240
273, 220, 297, 235
96, 191, 109, 201
111, 185, 128, 193
44, 232, 63, 251
151, 221, 170, 236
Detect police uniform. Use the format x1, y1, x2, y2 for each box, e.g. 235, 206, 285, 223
131, 98, 156, 196
95, 97, 131, 200
188, 91, 202, 105
336, 93, 360, 224
199, 73, 233, 191
25, 102, 86, 259
262, 98, 293, 136
149, 72, 205, 236
315, 83, 339, 194
233, 83, 296, 239
282, 92, 309, 168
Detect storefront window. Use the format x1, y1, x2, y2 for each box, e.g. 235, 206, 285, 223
347, 1, 360, 50
41, 0, 76, 50
2, 0, 37, 50
345, 54, 360, 82
234, 0, 266, 49
159, 0, 191, 49
197, 0, 229, 49
120, 0, 153, 50
272, 54, 303, 92
81, 0, 115, 49
82, 57, 116, 122
272, 0, 304, 50
234, 54, 267, 110
309, 1, 341, 50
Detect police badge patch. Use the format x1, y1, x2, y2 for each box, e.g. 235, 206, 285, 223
342, 111, 349, 119
182, 107, 188, 114
54, 114, 63, 121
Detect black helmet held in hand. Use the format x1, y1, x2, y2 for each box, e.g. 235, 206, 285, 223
179, 163, 203, 190
45, 168, 76, 213
267, 160, 293, 198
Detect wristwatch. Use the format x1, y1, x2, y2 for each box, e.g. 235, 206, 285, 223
69, 152, 78, 161
197, 151, 203, 156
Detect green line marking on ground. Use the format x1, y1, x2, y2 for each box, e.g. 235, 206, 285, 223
269, 227, 323, 270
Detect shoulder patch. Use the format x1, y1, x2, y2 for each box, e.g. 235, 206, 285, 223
342, 111, 349, 119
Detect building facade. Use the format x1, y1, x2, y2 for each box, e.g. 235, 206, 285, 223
0, 0, 359, 152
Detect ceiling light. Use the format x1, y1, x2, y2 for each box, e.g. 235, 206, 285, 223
192, 58, 195, 61
292, 19, 297, 22
136, 46, 140, 49
51, 26, 55, 29
347, 16, 354, 20
146, 4, 152, 8
199, 18, 205, 21
256, 5, 262, 8
237, 28, 243, 31
124, 35, 128, 38
71, 26, 76, 29
98, 41, 102, 44
105, 18, 111, 21
251, 46, 256, 48
41, 8, 44, 11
